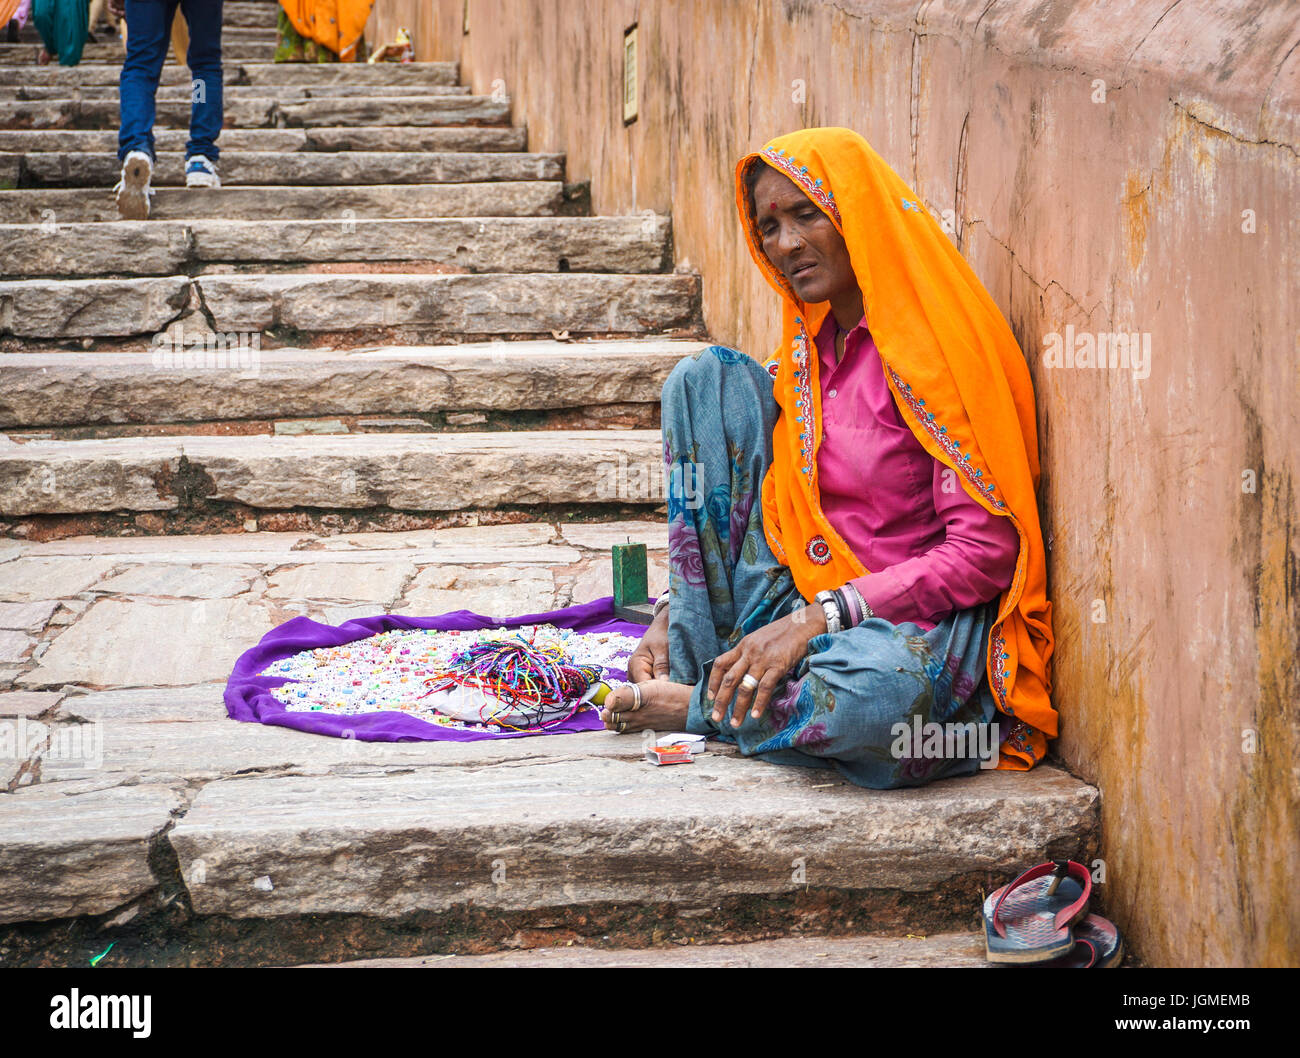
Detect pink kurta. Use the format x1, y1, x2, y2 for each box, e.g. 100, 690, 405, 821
813, 313, 1019, 631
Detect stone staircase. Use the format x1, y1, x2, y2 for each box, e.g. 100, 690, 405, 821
0, 1, 1100, 968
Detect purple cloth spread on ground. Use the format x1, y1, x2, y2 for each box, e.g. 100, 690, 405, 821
224, 595, 647, 742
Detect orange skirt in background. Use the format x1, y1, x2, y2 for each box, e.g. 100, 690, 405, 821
278, 0, 373, 61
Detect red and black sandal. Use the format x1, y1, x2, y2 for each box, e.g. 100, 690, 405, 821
1036, 913, 1125, 968
983, 859, 1093, 964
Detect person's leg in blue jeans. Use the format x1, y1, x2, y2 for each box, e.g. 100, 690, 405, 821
118, 0, 178, 163
180, 0, 223, 165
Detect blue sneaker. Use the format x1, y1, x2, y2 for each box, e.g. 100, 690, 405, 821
185, 155, 220, 188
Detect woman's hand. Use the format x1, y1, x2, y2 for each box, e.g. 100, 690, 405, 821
626, 604, 671, 683
707, 604, 828, 728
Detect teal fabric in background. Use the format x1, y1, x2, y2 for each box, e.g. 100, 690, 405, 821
32, 0, 90, 66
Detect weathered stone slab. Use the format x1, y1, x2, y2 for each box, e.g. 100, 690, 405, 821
0, 556, 116, 600
0, 276, 189, 338
0, 629, 33, 663
559, 521, 671, 550
8, 523, 590, 565
0, 94, 500, 130
222, 2, 282, 29
1, 84, 469, 102
0, 784, 180, 924
0, 40, 270, 64
273, 95, 510, 128
0, 600, 58, 631
12, 150, 563, 189
265, 561, 416, 605
10, 532, 312, 557
0, 341, 698, 427
0, 126, 525, 153
25, 721, 647, 790
398, 565, 558, 618
196, 272, 701, 336
0, 431, 663, 516
0, 221, 193, 279
234, 61, 459, 87
3, 214, 670, 279
168, 763, 1099, 918
315, 524, 558, 551
311, 931, 991, 968
0, 181, 566, 223
58, 685, 227, 724
0, 690, 63, 717
0, 60, 458, 89
18, 596, 274, 687
93, 564, 259, 599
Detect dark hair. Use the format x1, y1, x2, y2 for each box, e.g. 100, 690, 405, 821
742, 157, 773, 233
742, 157, 766, 209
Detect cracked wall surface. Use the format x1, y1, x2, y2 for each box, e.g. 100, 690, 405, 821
368, 0, 1300, 967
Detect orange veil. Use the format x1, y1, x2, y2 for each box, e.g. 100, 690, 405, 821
734, 127, 1055, 770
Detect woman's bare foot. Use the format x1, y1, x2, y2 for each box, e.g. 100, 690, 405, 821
600, 679, 693, 734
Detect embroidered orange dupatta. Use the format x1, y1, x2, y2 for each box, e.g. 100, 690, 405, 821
734, 127, 1055, 770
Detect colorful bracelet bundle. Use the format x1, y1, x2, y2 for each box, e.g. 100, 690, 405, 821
421, 633, 606, 731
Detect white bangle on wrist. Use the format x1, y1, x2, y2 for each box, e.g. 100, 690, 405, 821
651, 590, 671, 619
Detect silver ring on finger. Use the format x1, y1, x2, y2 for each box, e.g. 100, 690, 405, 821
741, 673, 760, 691
630, 682, 643, 712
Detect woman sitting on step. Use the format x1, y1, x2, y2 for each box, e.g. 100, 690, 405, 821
599, 126, 1056, 788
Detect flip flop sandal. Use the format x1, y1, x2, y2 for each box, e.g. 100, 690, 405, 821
983, 859, 1092, 964
1035, 913, 1124, 968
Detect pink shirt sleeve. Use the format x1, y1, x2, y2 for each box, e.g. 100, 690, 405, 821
846, 459, 1020, 628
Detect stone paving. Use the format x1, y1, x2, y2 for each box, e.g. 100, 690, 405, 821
0, 519, 1099, 964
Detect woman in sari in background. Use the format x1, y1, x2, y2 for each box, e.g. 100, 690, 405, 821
2, 0, 31, 43
277, 0, 372, 61
600, 126, 1055, 788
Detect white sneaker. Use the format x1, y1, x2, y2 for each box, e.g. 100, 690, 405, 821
185, 155, 220, 188
114, 149, 153, 220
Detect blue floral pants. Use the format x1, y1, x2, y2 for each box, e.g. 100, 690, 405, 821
661, 345, 1000, 789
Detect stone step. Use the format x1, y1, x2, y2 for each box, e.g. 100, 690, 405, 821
3, 215, 671, 279
0, 430, 666, 515
0, 272, 701, 341
151, 761, 1103, 930
0, 94, 510, 130
0, 40, 273, 64
309, 933, 992, 968
0, 61, 459, 88
224, 1, 283, 27
0, 180, 576, 223
0, 340, 704, 427
0, 524, 1098, 961
0, 125, 527, 153
0, 83, 471, 100
6, 150, 563, 188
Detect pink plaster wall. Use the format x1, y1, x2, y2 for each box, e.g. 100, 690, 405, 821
367, 0, 1299, 968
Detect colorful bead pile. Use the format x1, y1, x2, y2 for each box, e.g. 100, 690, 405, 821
261, 624, 640, 733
